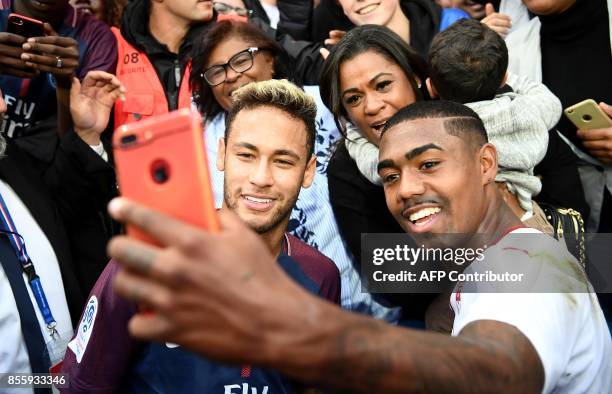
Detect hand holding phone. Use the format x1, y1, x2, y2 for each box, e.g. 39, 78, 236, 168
113, 109, 219, 245
19, 23, 79, 83
565, 99, 612, 130
0, 14, 44, 78
7, 13, 45, 38
573, 101, 612, 165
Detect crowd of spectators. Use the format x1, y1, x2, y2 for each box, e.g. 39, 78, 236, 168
0, 0, 610, 392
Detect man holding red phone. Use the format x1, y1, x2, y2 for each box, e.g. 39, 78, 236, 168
0, 0, 116, 137
107, 100, 611, 394
61, 80, 341, 393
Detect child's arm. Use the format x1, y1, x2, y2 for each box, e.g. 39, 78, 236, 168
345, 123, 383, 185
506, 73, 562, 131
466, 73, 559, 172
469, 73, 561, 138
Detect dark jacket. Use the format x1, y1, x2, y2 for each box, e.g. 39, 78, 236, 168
312, 0, 353, 43
275, 0, 313, 41
244, 0, 271, 24
328, 143, 403, 265
400, 0, 442, 57
291, 0, 445, 56
275, 0, 446, 85
15, 117, 118, 302
120, 0, 210, 111
1, 139, 85, 325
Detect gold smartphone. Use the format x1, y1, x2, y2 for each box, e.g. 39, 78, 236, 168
564, 99, 612, 130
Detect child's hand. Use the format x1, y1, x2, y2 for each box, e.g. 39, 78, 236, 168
481, 3, 512, 38
324, 30, 346, 46
577, 102, 612, 165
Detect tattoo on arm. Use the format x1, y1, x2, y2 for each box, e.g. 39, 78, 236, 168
293, 316, 544, 394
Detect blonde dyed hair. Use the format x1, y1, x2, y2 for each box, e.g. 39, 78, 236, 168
226, 80, 317, 156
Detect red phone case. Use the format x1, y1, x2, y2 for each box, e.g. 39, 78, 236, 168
7, 13, 45, 38
113, 109, 219, 244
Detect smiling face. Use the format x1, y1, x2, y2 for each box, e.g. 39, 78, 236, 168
206, 36, 275, 112
377, 118, 496, 244
338, 0, 402, 26
218, 106, 315, 234
339, 50, 417, 146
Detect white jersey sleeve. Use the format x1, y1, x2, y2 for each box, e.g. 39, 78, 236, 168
450, 230, 611, 393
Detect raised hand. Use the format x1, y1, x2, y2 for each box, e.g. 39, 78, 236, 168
481, 3, 512, 38
324, 30, 346, 46
70, 71, 125, 145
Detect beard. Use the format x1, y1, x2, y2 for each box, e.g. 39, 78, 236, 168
248, 195, 296, 234
223, 181, 301, 235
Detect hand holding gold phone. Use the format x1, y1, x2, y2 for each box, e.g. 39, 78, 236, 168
564, 99, 612, 130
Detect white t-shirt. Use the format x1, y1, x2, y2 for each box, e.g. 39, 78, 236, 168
450, 228, 611, 393
0, 181, 73, 389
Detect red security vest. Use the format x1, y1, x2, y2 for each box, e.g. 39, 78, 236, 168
111, 27, 193, 127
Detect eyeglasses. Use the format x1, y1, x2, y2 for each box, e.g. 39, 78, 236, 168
202, 47, 260, 86
213, 2, 253, 17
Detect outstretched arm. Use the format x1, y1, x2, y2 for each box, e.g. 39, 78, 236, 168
108, 198, 544, 394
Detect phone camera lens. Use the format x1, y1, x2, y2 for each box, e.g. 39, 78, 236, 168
15, 18, 23, 26
583, 114, 592, 122
121, 134, 138, 146
151, 160, 170, 184
154, 169, 168, 183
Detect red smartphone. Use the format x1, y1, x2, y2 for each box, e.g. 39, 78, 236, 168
7, 13, 45, 38
113, 109, 219, 244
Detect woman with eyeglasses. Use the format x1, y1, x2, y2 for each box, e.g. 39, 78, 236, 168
190, 20, 396, 320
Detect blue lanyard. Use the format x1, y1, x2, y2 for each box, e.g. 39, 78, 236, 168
0, 192, 59, 340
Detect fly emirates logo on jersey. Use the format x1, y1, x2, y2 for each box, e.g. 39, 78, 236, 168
0, 94, 36, 137
224, 383, 269, 394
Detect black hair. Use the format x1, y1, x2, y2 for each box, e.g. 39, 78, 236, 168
319, 24, 429, 136
100, 0, 128, 27
382, 100, 488, 149
428, 19, 508, 103
189, 20, 293, 121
